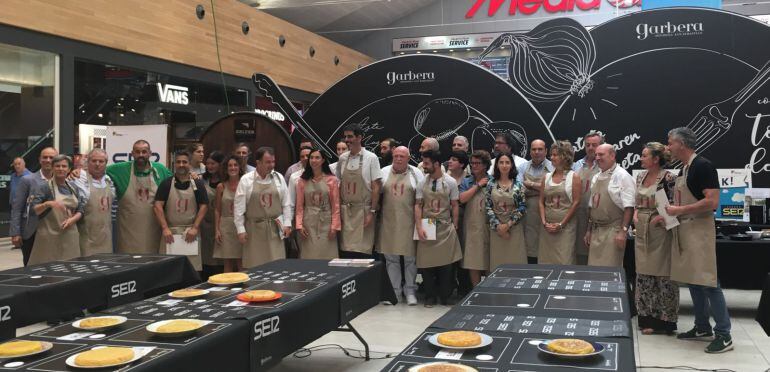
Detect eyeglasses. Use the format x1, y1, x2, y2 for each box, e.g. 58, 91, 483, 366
470, 161, 483, 165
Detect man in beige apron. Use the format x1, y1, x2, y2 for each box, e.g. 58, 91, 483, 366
585, 144, 634, 267
108, 140, 172, 254
234, 147, 291, 268
460, 150, 492, 287
416, 150, 463, 307
572, 131, 603, 265
378, 147, 423, 306
517, 140, 553, 264
337, 124, 382, 258
666, 127, 733, 354
75, 149, 115, 256
153, 151, 208, 271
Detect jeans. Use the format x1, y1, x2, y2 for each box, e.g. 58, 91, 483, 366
689, 281, 731, 336
384, 254, 417, 297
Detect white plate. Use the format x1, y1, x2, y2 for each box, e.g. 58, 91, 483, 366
428, 332, 493, 350
65, 346, 154, 369
0, 341, 53, 359
408, 362, 478, 372
145, 319, 212, 338
72, 317, 127, 331
536, 340, 605, 358
168, 289, 210, 299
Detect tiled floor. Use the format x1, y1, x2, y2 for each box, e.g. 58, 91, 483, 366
3, 247, 768, 371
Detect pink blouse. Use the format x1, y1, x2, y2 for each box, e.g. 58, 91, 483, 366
295, 175, 341, 231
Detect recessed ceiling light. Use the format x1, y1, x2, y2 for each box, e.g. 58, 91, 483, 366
97, 113, 103, 118
449, 49, 454, 52
466, 48, 471, 51
416, 51, 421, 54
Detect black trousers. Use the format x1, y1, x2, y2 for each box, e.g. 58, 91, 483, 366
22, 234, 35, 267
420, 264, 454, 301
527, 256, 538, 264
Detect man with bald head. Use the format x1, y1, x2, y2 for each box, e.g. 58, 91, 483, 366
378, 146, 424, 305
584, 144, 635, 267
517, 139, 554, 263
418, 137, 446, 173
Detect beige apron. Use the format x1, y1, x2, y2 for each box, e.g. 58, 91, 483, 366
539, 172, 577, 265
213, 184, 242, 259
489, 182, 527, 269
117, 164, 160, 254
29, 180, 81, 265
670, 166, 718, 287
575, 163, 600, 258
416, 177, 463, 268
635, 171, 673, 277
462, 179, 490, 270
159, 180, 202, 271
243, 173, 285, 268
523, 164, 545, 258
79, 174, 113, 256
377, 169, 417, 257
339, 155, 374, 254
299, 177, 338, 259
200, 183, 222, 266
588, 166, 626, 267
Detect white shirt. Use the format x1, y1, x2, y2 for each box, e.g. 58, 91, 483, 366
488, 155, 527, 176
589, 164, 635, 210
329, 162, 339, 177
380, 165, 424, 191
73, 171, 116, 201
233, 170, 292, 234
416, 173, 460, 201
287, 169, 303, 220
335, 148, 383, 191
545, 171, 574, 203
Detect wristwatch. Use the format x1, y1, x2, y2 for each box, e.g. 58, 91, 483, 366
370, 209, 378, 214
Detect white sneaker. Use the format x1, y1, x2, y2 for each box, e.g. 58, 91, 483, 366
406, 294, 418, 306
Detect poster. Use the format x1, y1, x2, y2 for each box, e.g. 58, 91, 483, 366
105, 125, 168, 166
716, 169, 751, 220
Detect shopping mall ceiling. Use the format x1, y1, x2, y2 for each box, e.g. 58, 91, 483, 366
238, 0, 435, 47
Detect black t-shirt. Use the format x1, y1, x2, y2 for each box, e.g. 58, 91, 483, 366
685, 155, 719, 200
154, 176, 209, 205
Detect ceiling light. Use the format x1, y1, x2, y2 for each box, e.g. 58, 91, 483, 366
97, 113, 103, 118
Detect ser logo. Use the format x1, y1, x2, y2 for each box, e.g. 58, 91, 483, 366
341, 280, 357, 299
112, 152, 161, 163
0, 306, 10, 322
110, 280, 137, 298
253, 315, 280, 341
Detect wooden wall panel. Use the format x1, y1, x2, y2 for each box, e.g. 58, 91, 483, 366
0, 0, 373, 94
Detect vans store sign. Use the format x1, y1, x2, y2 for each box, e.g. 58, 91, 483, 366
157, 83, 189, 105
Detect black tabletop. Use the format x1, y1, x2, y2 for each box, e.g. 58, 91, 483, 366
1, 259, 392, 372
0, 254, 199, 341
384, 264, 635, 372
757, 273, 770, 336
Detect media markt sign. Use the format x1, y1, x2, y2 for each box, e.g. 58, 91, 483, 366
465, 0, 640, 18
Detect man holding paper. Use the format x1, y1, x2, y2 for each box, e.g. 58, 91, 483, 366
415, 150, 463, 307
666, 127, 734, 354
378, 146, 423, 306
584, 144, 635, 267
154, 151, 209, 271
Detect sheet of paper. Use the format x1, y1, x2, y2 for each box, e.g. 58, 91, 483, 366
167, 234, 199, 256
655, 189, 680, 230
413, 218, 437, 240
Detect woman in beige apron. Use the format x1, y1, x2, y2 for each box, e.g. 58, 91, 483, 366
588, 165, 626, 267
523, 164, 545, 262
634, 143, 678, 334
486, 153, 527, 269
215, 156, 244, 272
30, 156, 83, 265
575, 163, 600, 264
117, 163, 160, 254
79, 173, 113, 256
159, 180, 202, 271
200, 152, 224, 273
539, 141, 581, 265
242, 172, 286, 268
461, 168, 490, 286
296, 149, 340, 259
339, 155, 374, 256
416, 173, 463, 306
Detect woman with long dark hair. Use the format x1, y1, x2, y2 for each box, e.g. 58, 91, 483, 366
485, 153, 527, 269
214, 155, 244, 272
200, 151, 225, 276
296, 149, 341, 259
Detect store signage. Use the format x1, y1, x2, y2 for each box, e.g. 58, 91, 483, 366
156, 83, 189, 105
393, 33, 508, 52
234, 118, 257, 141
635, 21, 703, 40
255, 109, 286, 122
386, 71, 435, 85
106, 125, 168, 165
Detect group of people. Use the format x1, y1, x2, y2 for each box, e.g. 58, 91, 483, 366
7, 124, 733, 354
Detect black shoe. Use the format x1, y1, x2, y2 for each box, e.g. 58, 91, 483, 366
677, 327, 714, 340
424, 297, 437, 308
705, 334, 734, 353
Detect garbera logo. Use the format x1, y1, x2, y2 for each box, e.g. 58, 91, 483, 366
636, 21, 704, 40
157, 83, 189, 105
386, 71, 435, 86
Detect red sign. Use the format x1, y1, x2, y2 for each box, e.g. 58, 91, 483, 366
465, 0, 639, 18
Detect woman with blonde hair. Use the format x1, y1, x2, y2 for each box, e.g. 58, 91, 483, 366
538, 141, 582, 264
634, 142, 678, 335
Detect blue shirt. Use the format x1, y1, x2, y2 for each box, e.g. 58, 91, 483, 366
516, 159, 554, 183
9, 169, 31, 205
